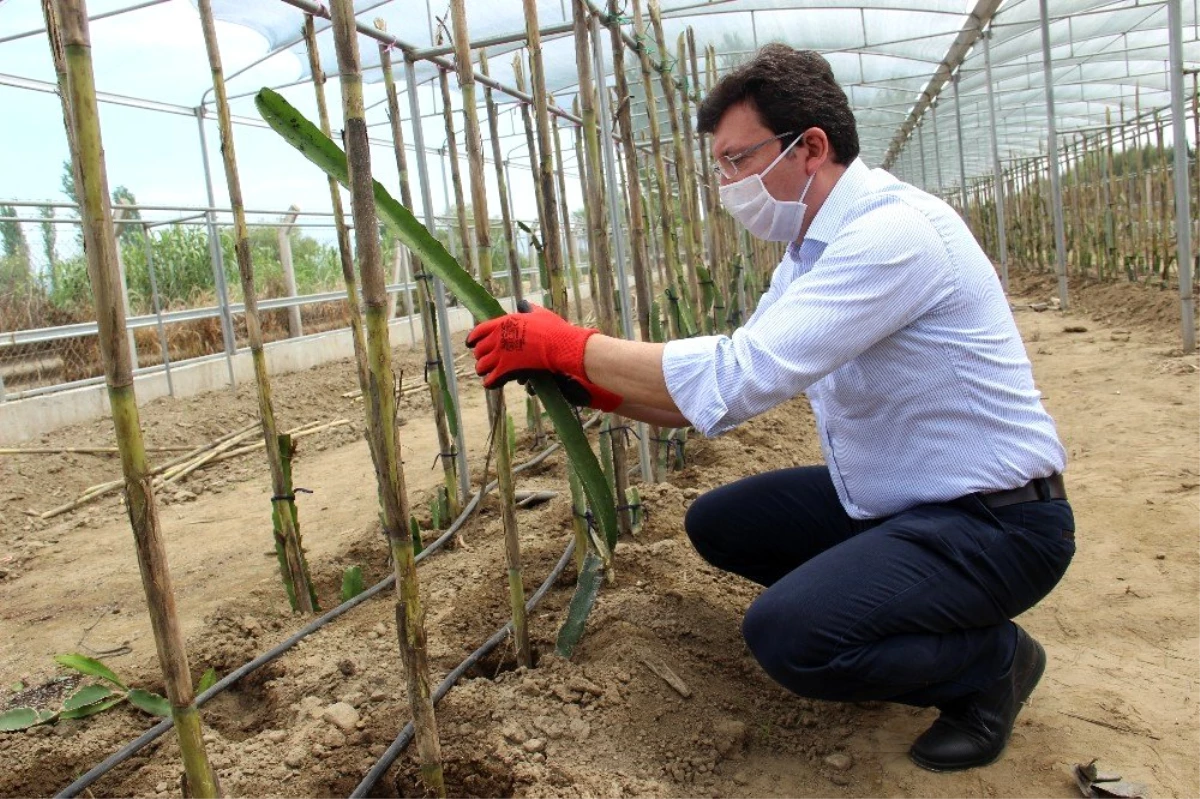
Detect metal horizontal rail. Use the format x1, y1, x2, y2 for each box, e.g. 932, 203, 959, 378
1, 285, 409, 347
0, 0, 172, 46
0, 261, 582, 348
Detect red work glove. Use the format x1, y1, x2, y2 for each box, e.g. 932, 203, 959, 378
467, 301, 599, 389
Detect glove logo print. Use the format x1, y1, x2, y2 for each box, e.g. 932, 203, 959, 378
500, 317, 526, 352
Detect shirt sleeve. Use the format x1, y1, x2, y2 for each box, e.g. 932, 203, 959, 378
663, 201, 957, 437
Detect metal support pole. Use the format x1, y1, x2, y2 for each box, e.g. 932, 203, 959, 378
141, 223, 175, 397
983, 28, 1010, 290
194, 107, 237, 388
590, 11, 651, 483
1039, 0, 1070, 311
931, 104, 944, 192
405, 58, 471, 503
1167, 0, 1195, 352
917, 123, 928, 190
951, 73, 969, 217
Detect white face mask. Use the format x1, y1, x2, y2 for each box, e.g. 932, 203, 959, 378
719, 135, 816, 242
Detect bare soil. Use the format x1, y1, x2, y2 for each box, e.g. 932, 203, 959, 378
1, 271, 1196, 798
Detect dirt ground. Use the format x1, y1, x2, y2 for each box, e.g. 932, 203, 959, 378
1, 270, 1197, 798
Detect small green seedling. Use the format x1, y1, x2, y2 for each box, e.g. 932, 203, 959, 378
0, 654, 180, 732
340, 566, 366, 602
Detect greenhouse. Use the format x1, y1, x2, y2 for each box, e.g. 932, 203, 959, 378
0, 0, 1196, 797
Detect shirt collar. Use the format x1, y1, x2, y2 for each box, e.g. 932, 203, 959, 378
800, 157, 870, 246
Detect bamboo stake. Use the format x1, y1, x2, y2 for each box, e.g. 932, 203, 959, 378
197, 0, 315, 614
53, 1, 218, 793
607, 0, 653, 343
303, 15, 370, 406
1154, 110, 1170, 287
36, 421, 260, 519
449, 0, 493, 293
479, 51, 522, 300
511, 57, 546, 284
1, 446, 195, 455
203, 420, 350, 466
677, 31, 709, 322
437, 67, 476, 280
449, 0, 530, 669
160, 427, 260, 486
650, 3, 702, 326
328, 2, 444, 793
697, 39, 727, 329
376, 20, 460, 518
551, 102, 586, 325
480, 52, 546, 449
573, 0, 632, 538
523, 0, 569, 318
631, 0, 693, 338
1103, 113, 1118, 279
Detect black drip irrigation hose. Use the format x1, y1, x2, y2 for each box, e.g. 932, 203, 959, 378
349, 539, 576, 798
55, 414, 599, 799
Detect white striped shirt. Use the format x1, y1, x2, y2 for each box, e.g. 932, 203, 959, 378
663, 158, 1066, 519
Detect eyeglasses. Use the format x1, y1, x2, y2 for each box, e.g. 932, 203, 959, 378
712, 131, 795, 180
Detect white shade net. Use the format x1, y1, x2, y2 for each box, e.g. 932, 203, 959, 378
0, 0, 1195, 190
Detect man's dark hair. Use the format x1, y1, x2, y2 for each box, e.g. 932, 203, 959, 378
697, 45, 859, 165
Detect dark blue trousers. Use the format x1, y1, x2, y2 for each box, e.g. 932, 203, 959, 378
685, 466, 1075, 708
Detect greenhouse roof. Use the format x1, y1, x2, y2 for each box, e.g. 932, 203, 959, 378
0, 0, 1195, 219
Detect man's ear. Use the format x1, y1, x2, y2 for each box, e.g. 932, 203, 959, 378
796, 127, 831, 173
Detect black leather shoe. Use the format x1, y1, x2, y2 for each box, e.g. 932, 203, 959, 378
909, 625, 1047, 772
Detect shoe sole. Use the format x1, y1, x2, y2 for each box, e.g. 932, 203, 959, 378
909, 636, 1047, 773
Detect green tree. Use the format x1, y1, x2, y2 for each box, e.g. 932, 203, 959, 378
60, 159, 78, 206
0, 205, 32, 288
111, 185, 142, 245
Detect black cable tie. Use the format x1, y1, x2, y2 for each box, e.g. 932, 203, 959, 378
413, 271, 434, 282
573, 508, 597, 532
600, 424, 640, 445
616, 502, 646, 519
271, 488, 312, 502
431, 448, 458, 468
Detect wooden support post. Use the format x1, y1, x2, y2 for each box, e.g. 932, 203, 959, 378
449, 0, 530, 668
198, 0, 315, 614
523, 0, 569, 318
551, 102, 586, 324
650, 2, 702, 328
376, 19, 460, 516
607, 0, 653, 342
449, 0, 494, 293
438, 67, 477, 280
480, 51, 522, 300
631, 0, 693, 338
53, 1, 220, 794
303, 14, 370, 399
329, 1, 446, 793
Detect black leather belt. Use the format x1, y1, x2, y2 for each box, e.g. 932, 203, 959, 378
980, 474, 1067, 509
